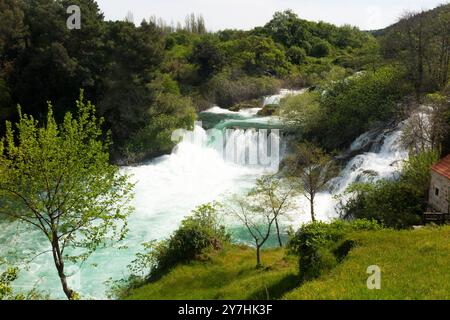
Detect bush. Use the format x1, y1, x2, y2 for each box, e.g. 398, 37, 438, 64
286, 46, 307, 65
287, 219, 382, 281
310, 39, 331, 58
339, 180, 425, 229
129, 203, 230, 280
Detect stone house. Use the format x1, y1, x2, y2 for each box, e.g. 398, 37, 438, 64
429, 155, 450, 213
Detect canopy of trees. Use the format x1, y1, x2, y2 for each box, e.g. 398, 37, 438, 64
0, 1, 379, 164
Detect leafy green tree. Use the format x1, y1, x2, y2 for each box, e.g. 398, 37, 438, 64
286, 46, 306, 65
237, 35, 290, 76
0, 93, 134, 299
401, 149, 440, 198
190, 37, 225, 79
317, 66, 407, 150
0, 0, 27, 65
310, 39, 331, 58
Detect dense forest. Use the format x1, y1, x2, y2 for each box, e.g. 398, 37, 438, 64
1, 0, 430, 164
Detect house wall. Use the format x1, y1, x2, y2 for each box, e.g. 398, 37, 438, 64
429, 170, 450, 213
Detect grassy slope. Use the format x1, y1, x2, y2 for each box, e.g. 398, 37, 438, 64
124, 245, 298, 300
124, 226, 450, 300
285, 226, 450, 300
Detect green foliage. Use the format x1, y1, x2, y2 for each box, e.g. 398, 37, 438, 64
190, 37, 225, 79
124, 91, 196, 162
338, 150, 439, 229
281, 66, 407, 151
316, 66, 408, 150
0, 265, 19, 300
287, 219, 382, 281
0, 92, 134, 299
310, 39, 331, 58
380, 4, 450, 96
207, 72, 280, 108
279, 90, 322, 132
286, 46, 307, 65
339, 180, 425, 229
129, 203, 230, 281
401, 149, 440, 195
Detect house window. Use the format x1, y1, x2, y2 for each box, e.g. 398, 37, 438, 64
435, 187, 440, 197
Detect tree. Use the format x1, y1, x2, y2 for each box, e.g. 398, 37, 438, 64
401, 94, 450, 154
247, 175, 297, 247
190, 37, 225, 79
381, 5, 450, 97
310, 39, 331, 58
286, 46, 306, 65
401, 149, 440, 199
0, 93, 134, 299
229, 176, 293, 268
285, 142, 337, 222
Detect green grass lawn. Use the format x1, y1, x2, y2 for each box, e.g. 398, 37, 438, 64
123, 226, 450, 300
284, 226, 450, 300
123, 245, 299, 300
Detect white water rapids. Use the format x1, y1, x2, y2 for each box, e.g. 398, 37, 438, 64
0, 90, 409, 299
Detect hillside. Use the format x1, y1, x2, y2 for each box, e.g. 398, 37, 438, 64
123, 226, 450, 300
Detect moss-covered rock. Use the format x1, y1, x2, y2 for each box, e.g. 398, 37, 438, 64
257, 104, 278, 116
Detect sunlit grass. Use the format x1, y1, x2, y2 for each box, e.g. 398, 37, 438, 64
124, 226, 450, 300
124, 245, 298, 300
284, 226, 450, 300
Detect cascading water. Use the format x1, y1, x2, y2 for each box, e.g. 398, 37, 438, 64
0, 94, 289, 299
289, 121, 409, 225
0, 89, 410, 299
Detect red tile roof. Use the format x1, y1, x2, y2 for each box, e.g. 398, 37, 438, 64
431, 154, 450, 179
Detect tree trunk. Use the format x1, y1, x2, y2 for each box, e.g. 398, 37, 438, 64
51, 234, 74, 300
310, 194, 316, 222
256, 244, 262, 268
275, 218, 283, 247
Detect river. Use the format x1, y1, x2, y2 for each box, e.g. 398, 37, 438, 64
0, 89, 408, 299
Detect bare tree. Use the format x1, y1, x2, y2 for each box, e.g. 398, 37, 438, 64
247, 175, 297, 247
401, 97, 449, 154
124, 11, 134, 24
285, 142, 337, 222
225, 176, 296, 266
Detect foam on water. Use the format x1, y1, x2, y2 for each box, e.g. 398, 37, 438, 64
0, 89, 409, 299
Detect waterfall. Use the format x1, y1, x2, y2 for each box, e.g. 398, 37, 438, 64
178, 124, 282, 169
0, 88, 411, 299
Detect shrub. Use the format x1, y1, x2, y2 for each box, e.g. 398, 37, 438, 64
129, 203, 230, 280
287, 219, 382, 281
339, 180, 425, 229
310, 39, 331, 58
286, 46, 307, 65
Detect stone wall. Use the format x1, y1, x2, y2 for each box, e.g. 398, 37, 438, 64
429, 170, 450, 213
